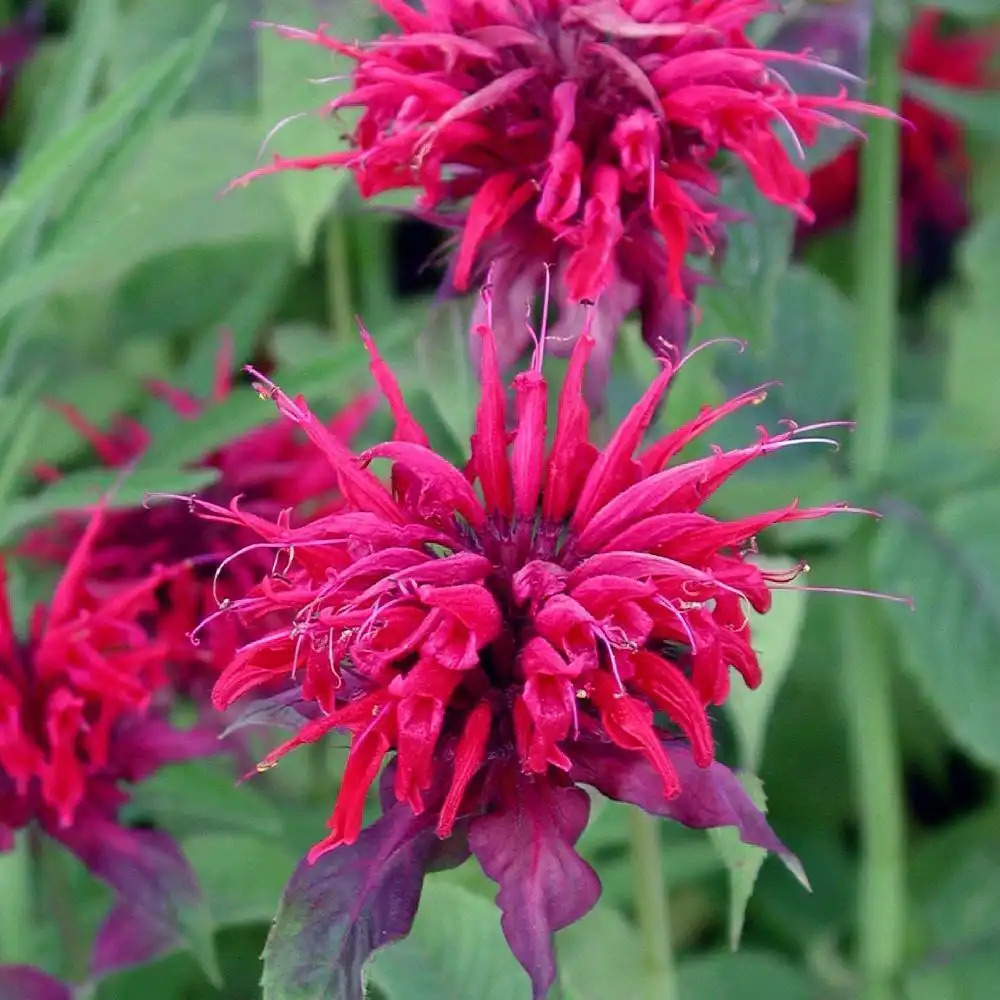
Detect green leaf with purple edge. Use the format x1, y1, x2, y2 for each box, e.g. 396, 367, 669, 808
0, 967, 73, 1000
708, 774, 770, 951
51, 816, 220, 987
468, 778, 601, 1000
568, 737, 809, 890
261, 801, 438, 1000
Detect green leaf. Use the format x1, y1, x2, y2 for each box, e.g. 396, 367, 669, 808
904, 77, 1000, 139
122, 761, 285, 839
678, 950, 813, 1000
725, 556, 809, 773
556, 902, 661, 1000
367, 881, 530, 1000
184, 833, 297, 929
54, 6, 226, 249
19, 0, 114, 160
707, 774, 771, 950
697, 171, 794, 350
917, 0, 1000, 19
257, 0, 375, 260
872, 491, 1000, 767
0, 19, 221, 263
0, 467, 218, 544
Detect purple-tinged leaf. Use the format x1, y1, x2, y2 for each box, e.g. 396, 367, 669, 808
50, 812, 220, 983
569, 737, 808, 888
113, 717, 222, 783
0, 966, 72, 1000
468, 773, 600, 1000
220, 689, 318, 738
261, 801, 437, 1000
91, 901, 178, 978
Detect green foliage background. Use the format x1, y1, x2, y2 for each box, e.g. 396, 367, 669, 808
1, 0, 1000, 998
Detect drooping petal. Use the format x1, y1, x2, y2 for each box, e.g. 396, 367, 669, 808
469, 772, 600, 999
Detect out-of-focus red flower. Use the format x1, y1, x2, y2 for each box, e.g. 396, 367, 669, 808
806, 9, 998, 258
191, 312, 874, 996
0, 504, 218, 977
0, 2, 43, 114
22, 343, 375, 697
232, 0, 886, 390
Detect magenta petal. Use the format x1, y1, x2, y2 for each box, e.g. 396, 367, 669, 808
569, 737, 807, 886
91, 900, 179, 977
0, 967, 72, 1000
51, 812, 206, 973
262, 801, 438, 1000
468, 774, 601, 999
112, 717, 221, 783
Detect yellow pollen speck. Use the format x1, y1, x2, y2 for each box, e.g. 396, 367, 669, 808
576, 689, 588, 700
752, 393, 767, 405
802, 563, 811, 573
256, 760, 278, 772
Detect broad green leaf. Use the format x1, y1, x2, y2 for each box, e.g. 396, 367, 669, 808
872, 491, 1000, 767
53, 113, 289, 293
725, 556, 809, 773
52, 5, 226, 243
556, 902, 665, 1000
19, 0, 113, 159
917, 0, 1000, 18
945, 215, 1000, 445
184, 833, 297, 929
257, 0, 376, 260
0, 24, 221, 261
367, 881, 530, 1000
0, 467, 218, 544
697, 171, 794, 350
123, 761, 285, 839
707, 774, 771, 950
904, 77, 1000, 139
678, 950, 813, 1000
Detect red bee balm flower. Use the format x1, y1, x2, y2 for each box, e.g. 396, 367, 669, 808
0, 507, 218, 978
196, 316, 865, 998
23, 344, 375, 699
806, 9, 998, 258
233, 0, 885, 382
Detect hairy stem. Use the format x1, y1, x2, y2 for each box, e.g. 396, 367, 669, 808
628, 810, 679, 1000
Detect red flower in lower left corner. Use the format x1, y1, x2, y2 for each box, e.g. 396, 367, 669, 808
0, 505, 219, 982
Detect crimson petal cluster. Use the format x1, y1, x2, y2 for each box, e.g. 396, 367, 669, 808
196, 316, 854, 996
0, 507, 218, 977
23, 343, 374, 699
235, 0, 884, 388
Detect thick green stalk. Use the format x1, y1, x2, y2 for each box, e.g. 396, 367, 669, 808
0, 831, 33, 964
628, 810, 679, 1000
326, 213, 355, 341
847, 12, 906, 1000
854, 16, 901, 482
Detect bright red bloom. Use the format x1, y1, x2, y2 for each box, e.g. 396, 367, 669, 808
806, 9, 998, 258
195, 315, 862, 996
232, 0, 884, 386
23, 346, 375, 697
0, 505, 218, 977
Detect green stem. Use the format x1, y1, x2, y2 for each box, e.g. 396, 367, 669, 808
352, 213, 395, 328
628, 810, 679, 1000
847, 12, 906, 1000
840, 564, 906, 1000
0, 830, 34, 964
326, 212, 355, 341
854, 15, 902, 482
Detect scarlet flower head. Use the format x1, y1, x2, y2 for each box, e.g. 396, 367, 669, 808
195, 313, 876, 997
23, 342, 375, 697
234, 0, 885, 389
804, 8, 998, 261
0, 506, 218, 977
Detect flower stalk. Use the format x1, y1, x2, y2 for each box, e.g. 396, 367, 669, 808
628, 810, 678, 1000
849, 10, 906, 1000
